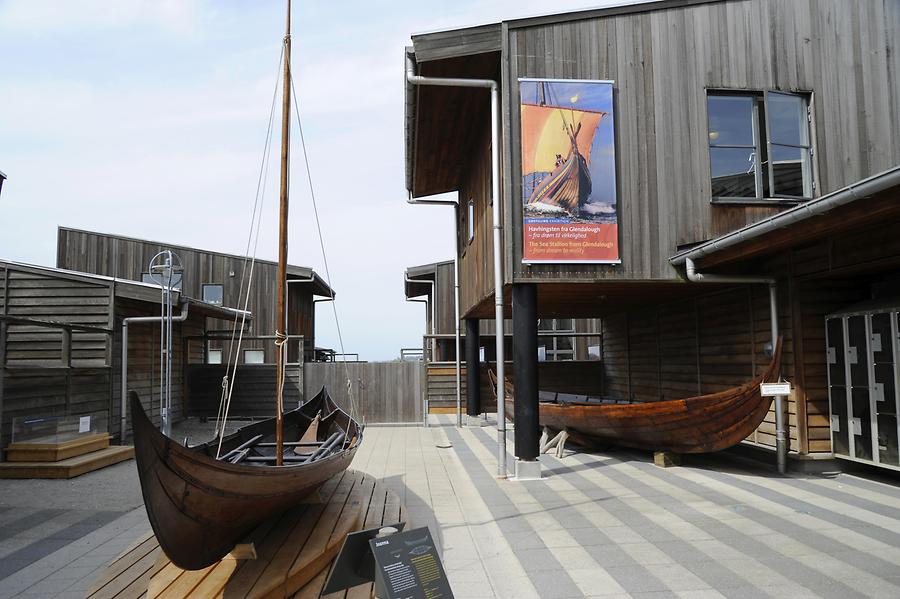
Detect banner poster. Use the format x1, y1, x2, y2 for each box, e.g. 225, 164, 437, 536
519, 78, 619, 264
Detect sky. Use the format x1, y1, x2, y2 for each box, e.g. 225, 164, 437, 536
0, 0, 639, 360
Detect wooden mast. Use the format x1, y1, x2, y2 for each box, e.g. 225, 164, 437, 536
275, 0, 291, 466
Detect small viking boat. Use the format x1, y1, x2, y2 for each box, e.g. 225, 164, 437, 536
521, 81, 606, 216
130, 0, 363, 571
131, 389, 360, 570
494, 339, 781, 454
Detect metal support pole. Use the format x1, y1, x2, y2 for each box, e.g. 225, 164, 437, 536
406, 50, 506, 477
512, 284, 539, 461
684, 258, 786, 473
465, 318, 481, 418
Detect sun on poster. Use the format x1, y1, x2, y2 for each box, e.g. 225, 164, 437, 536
519, 78, 619, 264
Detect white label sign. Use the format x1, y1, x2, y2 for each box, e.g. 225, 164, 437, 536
760, 382, 791, 397
78, 415, 91, 433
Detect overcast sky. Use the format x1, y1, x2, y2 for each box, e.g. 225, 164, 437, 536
0, 0, 635, 360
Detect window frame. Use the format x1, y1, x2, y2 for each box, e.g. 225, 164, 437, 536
467, 199, 475, 244
202, 283, 224, 306
538, 318, 576, 362
707, 89, 814, 206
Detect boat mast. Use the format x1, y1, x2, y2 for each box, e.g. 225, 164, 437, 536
275, 0, 292, 466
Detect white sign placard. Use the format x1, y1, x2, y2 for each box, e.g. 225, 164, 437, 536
760, 382, 791, 397
78, 415, 91, 433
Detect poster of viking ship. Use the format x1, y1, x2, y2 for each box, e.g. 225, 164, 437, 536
519, 78, 620, 264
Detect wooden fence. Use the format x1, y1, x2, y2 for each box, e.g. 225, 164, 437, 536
186, 364, 303, 418
303, 361, 423, 424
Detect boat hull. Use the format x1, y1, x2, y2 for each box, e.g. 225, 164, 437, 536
526, 152, 592, 215
131, 388, 360, 570
501, 341, 781, 454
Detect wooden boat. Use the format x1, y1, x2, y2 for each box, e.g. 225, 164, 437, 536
131, 388, 360, 570
131, 0, 363, 571
494, 339, 781, 454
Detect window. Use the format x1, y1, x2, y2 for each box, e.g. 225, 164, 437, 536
207, 349, 223, 364
707, 91, 813, 202
243, 349, 265, 364
141, 272, 181, 290
588, 345, 601, 361
538, 319, 575, 361
202, 284, 224, 306
467, 199, 475, 244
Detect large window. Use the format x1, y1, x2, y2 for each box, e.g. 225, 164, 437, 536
538, 318, 575, 361
202, 284, 224, 306
707, 91, 813, 202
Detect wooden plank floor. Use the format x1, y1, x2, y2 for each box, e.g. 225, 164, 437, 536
86, 470, 406, 599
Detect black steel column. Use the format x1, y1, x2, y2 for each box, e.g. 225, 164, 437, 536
513, 283, 539, 461
465, 318, 481, 417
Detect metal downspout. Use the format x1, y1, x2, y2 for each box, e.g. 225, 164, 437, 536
405, 195, 463, 428
406, 53, 507, 478
685, 258, 787, 473
121, 301, 189, 442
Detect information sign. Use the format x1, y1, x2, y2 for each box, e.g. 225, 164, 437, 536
369, 526, 453, 599
760, 382, 791, 397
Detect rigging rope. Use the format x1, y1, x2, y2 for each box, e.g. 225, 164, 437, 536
214, 47, 284, 458
287, 70, 362, 427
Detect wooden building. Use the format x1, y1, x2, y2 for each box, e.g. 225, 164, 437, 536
57, 227, 334, 364
0, 260, 245, 453
405, 0, 900, 472
406, 259, 602, 414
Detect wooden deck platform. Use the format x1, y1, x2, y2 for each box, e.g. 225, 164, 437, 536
5, 432, 112, 462
0, 445, 134, 479
87, 470, 405, 598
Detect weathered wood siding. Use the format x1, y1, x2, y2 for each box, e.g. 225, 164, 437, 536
110, 299, 207, 440
600, 283, 797, 451
185, 364, 303, 418
304, 362, 423, 424
458, 127, 498, 315
2, 269, 111, 367
57, 228, 320, 363
500, 0, 900, 288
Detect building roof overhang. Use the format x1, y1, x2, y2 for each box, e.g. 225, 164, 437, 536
0, 260, 251, 322
669, 166, 900, 270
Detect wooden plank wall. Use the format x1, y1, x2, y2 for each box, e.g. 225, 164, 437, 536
600, 283, 798, 451
3, 269, 110, 367
185, 364, 303, 418
57, 228, 318, 363
304, 362, 423, 424
458, 126, 497, 315
112, 300, 206, 441
501, 0, 900, 286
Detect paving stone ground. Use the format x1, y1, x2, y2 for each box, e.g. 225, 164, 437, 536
2, 415, 900, 598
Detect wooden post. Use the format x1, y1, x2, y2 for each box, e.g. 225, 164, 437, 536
274, 0, 292, 466
512, 283, 539, 461
465, 318, 480, 417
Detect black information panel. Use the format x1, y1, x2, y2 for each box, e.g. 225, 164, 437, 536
321, 522, 406, 595
369, 527, 454, 599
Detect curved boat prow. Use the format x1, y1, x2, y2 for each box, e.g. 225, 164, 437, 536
130, 388, 360, 570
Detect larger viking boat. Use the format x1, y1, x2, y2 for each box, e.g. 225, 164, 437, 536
131, 0, 362, 571
521, 83, 606, 216
495, 339, 781, 454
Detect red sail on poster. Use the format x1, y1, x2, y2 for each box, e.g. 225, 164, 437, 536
520, 78, 619, 264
